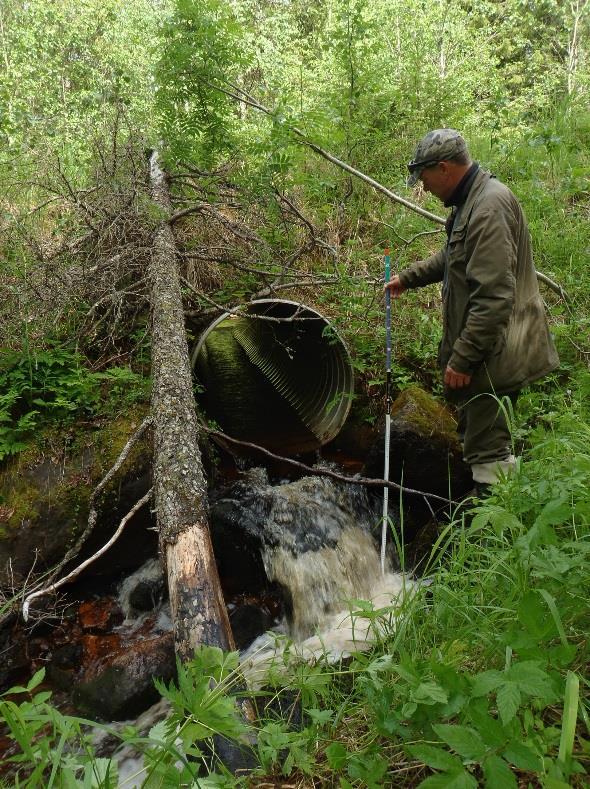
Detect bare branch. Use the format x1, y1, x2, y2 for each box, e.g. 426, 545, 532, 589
169, 203, 206, 224
181, 278, 327, 322
200, 423, 455, 505
22, 489, 153, 621
212, 79, 568, 297
372, 218, 444, 249
535, 270, 572, 302
213, 79, 446, 225
34, 415, 154, 596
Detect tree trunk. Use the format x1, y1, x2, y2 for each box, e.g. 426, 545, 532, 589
147, 149, 234, 662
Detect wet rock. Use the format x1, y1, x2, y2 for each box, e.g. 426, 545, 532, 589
79, 598, 123, 632
322, 397, 381, 472
210, 467, 377, 557
81, 633, 123, 665
50, 642, 82, 670
118, 558, 166, 618
363, 386, 472, 501
210, 469, 393, 639
0, 627, 29, 690
0, 407, 155, 585
73, 631, 175, 720
128, 579, 164, 612
209, 467, 381, 600
229, 603, 274, 650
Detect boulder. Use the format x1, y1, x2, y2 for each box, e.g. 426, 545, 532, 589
0, 406, 155, 585
72, 631, 175, 720
118, 558, 166, 619
363, 386, 472, 501
209, 467, 382, 598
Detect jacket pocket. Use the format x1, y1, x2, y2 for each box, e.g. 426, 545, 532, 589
447, 224, 467, 264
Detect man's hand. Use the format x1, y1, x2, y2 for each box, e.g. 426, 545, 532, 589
384, 275, 406, 299
444, 365, 472, 389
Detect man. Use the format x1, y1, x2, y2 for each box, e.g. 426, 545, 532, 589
385, 129, 559, 491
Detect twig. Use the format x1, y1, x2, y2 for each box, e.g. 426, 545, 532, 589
168, 202, 206, 224
22, 489, 152, 621
213, 79, 446, 225
535, 270, 572, 302
372, 218, 444, 248
181, 278, 324, 322
199, 423, 454, 504
274, 191, 338, 257
212, 79, 569, 299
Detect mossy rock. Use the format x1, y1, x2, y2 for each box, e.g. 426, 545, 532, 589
0, 406, 153, 585
389, 386, 463, 452
363, 386, 471, 501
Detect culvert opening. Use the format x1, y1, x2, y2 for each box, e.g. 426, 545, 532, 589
192, 300, 354, 456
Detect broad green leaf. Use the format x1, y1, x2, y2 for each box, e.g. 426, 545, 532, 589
482, 754, 517, 789
347, 750, 388, 783
27, 668, 46, 693
471, 670, 503, 697
326, 742, 347, 769
32, 691, 53, 705
418, 768, 478, 788
148, 719, 169, 744
533, 499, 571, 528
502, 741, 542, 771
496, 683, 521, 724
518, 591, 555, 638
413, 681, 449, 705
543, 779, 571, 789
306, 708, 334, 726
467, 705, 507, 749
506, 662, 554, 698
407, 744, 463, 772
432, 724, 487, 761
402, 701, 418, 718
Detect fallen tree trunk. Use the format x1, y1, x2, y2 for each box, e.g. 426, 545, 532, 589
148, 149, 234, 662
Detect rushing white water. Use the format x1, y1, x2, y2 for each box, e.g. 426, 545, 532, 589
240, 570, 410, 689
102, 471, 410, 783
263, 526, 393, 640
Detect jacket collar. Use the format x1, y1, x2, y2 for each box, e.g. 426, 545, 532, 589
444, 162, 480, 208
451, 168, 492, 228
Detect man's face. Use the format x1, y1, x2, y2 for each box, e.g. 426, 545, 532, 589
419, 162, 454, 202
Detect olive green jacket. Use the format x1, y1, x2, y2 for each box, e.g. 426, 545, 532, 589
399, 169, 559, 394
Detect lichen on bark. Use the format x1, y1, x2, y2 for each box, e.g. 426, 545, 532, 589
148, 150, 233, 657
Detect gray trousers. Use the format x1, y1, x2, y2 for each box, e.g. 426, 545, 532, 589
457, 391, 519, 482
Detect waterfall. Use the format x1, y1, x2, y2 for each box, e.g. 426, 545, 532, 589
95, 469, 411, 782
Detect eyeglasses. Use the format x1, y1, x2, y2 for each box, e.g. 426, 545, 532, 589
407, 158, 441, 176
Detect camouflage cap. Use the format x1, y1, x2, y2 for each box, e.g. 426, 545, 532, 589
407, 129, 468, 186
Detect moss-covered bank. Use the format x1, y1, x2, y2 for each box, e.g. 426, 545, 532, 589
0, 405, 151, 584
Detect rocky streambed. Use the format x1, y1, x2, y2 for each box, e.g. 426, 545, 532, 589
0, 386, 471, 744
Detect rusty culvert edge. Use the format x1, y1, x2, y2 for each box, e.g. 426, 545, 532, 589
191, 300, 354, 456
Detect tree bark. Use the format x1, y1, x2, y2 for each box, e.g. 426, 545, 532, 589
148, 150, 234, 662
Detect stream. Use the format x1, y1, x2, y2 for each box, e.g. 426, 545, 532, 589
1, 463, 415, 783
93, 468, 411, 785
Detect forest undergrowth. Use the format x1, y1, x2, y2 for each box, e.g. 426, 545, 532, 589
1, 0, 590, 785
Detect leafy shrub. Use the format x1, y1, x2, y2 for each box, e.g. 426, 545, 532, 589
0, 345, 148, 460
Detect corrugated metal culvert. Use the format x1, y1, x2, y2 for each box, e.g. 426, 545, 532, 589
192, 300, 354, 455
